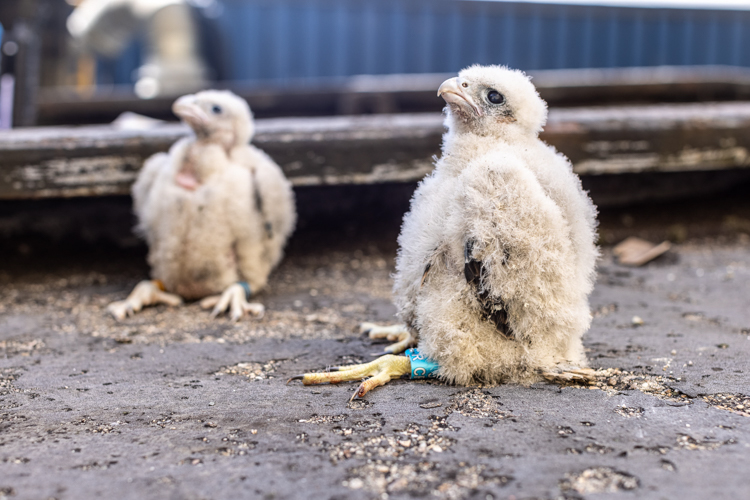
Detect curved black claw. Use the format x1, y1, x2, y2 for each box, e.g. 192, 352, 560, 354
350, 384, 366, 402
286, 375, 304, 384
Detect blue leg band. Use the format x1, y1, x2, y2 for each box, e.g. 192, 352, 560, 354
405, 348, 440, 379
237, 281, 252, 301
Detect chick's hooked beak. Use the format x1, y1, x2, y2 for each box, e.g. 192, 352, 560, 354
172, 95, 210, 131
438, 77, 482, 117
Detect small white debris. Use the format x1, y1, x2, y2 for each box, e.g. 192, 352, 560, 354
632, 316, 644, 326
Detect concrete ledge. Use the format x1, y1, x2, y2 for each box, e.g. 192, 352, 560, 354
1, 101, 750, 200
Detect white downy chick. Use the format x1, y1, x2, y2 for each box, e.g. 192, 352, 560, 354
108, 90, 296, 320
394, 65, 599, 385
294, 65, 598, 397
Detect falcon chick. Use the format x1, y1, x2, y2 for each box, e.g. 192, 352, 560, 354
292, 65, 599, 398
108, 90, 296, 321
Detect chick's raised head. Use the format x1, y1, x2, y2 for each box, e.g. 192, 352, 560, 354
438, 64, 547, 135
172, 90, 254, 150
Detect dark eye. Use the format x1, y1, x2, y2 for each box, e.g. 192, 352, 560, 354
487, 90, 504, 105
211, 105, 222, 114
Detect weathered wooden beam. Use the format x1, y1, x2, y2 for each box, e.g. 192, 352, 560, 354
36, 65, 750, 125
1, 101, 750, 200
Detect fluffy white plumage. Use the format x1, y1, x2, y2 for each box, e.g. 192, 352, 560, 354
393, 65, 599, 385
109, 90, 295, 320
293, 65, 598, 398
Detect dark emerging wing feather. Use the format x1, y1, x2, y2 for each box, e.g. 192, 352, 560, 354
250, 167, 273, 239
464, 239, 513, 339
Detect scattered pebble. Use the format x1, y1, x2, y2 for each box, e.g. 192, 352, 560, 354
298, 414, 347, 424
676, 434, 736, 451
444, 389, 510, 420
581, 368, 689, 403
702, 393, 750, 418
214, 360, 280, 381
561, 467, 639, 494
615, 406, 645, 418
345, 461, 510, 497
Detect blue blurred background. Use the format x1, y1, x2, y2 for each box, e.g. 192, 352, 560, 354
2, 0, 750, 125
101, 0, 750, 86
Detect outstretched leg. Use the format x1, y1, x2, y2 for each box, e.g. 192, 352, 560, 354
108, 280, 182, 320
289, 355, 411, 400
360, 323, 416, 354
200, 282, 264, 321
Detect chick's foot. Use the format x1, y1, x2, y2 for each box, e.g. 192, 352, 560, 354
108, 280, 183, 320
541, 368, 597, 385
289, 355, 411, 400
200, 283, 264, 321
360, 323, 416, 355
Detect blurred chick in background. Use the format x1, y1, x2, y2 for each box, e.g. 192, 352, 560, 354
108, 90, 296, 321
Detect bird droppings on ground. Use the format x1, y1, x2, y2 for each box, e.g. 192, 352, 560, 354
72, 416, 124, 435
566, 443, 615, 455
560, 467, 639, 494
214, 360, 282, 381
334, 417, 505, 497
592, 302, 618, 318
331, 417, 385, 436
586, 367, 690, 403
444, 389, 511, 420
675, 434, 737, 451
336, 354, 367, 366
0, 369, 21, 398
346, 398, 375, 410
702, 393, 750, 417
315, 416, 458, 466
614, 405, 645, 418
0, 338, 47, 358
0, 238, 749, 499
343, 461, 439, 495
298, 414, 348, 424
345, 461, 512, 498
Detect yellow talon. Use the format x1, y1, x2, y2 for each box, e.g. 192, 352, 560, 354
289, 355, 412, 399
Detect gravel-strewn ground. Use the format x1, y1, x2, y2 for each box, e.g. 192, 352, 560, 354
1, 200, 749, 499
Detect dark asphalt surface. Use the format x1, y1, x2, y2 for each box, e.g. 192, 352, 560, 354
1, 225, 749, 499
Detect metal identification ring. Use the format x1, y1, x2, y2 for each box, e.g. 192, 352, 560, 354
405, 348, 439, 379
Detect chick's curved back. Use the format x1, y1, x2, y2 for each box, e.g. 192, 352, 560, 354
393, 65, 598, 385
132, 90, 295, 300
